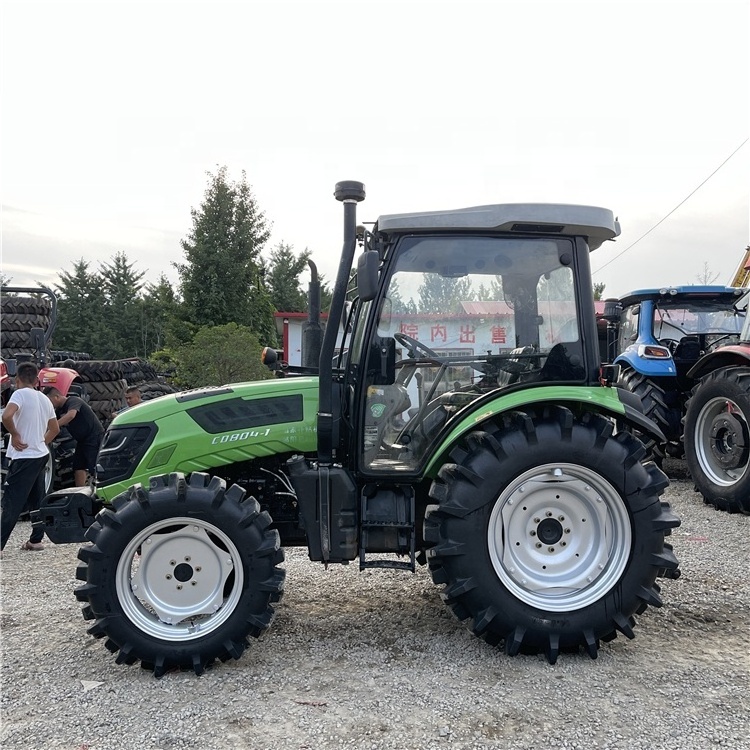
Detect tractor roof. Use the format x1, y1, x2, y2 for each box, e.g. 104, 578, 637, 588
374, 203, 620, 251
619, 286, 746, 307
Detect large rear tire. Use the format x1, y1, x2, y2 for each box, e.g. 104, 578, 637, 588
616, 366, 675, 461
424, 405, 679, 663
684, 366, 750, 513
75, 472, 285, 676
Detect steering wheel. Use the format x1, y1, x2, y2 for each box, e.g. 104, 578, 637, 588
394, 332, 439, 360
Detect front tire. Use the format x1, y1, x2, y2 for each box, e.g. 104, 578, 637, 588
684, 366, 750, 513
75, 472, 285, 676
424, 405, 679, 663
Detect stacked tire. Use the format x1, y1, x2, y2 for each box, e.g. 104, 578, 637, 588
72, 360, 127, 428
119, 358, 178, 401
1, 294, 52, 360
51, 350, 92, 363
138, 381, 178, 400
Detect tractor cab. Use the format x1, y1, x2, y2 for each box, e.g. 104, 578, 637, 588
333, 200, 618, 475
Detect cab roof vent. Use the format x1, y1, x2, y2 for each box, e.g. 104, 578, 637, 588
511, 223, 565, 233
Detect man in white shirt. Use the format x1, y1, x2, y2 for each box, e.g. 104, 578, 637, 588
1, 362, 59, 552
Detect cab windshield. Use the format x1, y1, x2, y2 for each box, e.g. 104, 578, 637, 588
359, 235, 587, 471
653, 300, 745, 344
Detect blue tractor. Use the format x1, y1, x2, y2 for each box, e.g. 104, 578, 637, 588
605, 286, 746, 460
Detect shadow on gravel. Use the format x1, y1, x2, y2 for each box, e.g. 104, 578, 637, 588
662, 457, 690, 481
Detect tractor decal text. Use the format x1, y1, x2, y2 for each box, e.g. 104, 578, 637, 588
211, 428, 272, 445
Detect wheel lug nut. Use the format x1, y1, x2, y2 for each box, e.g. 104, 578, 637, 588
176, 584, 183, 590
169, 560, 176, 566
166, 574, 172, 580
548, 547, 555, 553
530, 530, 536, 536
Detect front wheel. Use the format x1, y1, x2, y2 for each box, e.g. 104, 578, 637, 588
424, 405, 679, 663
684, 366, 750, 513
75, 472, 285, 676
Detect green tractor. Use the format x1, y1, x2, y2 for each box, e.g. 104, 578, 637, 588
38, 182, 680, 676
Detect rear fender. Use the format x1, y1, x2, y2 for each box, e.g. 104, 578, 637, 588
687, 347, 750, 379
615, 349, 676, 377
424, 385, 665, 476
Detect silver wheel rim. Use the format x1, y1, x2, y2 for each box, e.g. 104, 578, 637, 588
487, 463, 631, 612
44, 453, 54, 494
694, 396, 750, 486
115, 516, 244, 641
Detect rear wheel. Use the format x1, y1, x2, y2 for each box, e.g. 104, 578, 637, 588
43, 447, 55, 495
424, 405, 679, 663
684, 366, 750, 513
616, 366, 675, 461
75, 472, 285, 676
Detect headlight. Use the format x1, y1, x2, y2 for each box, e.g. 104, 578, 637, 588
96, 425, 155, 485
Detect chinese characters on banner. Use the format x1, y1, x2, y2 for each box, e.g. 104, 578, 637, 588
398, 320, 510, 350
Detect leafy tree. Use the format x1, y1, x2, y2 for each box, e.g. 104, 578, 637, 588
175, 167, 276, 344
388, 279, 417, 315
320, 276, 333, 312
147, 347, 180, 382
593, 282, 606, 300
417, 275, 474, 314
169, 323, 273, 388
53, 259, 108, 355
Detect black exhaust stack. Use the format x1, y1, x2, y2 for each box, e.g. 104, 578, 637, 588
302, 259, 323, 369
317, 181, 365, 464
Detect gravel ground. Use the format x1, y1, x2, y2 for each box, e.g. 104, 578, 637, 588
1, 459, 749, 750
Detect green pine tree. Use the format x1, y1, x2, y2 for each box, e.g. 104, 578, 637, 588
53, 259, 108, 356
175, 167, 276, 344
267, 242, 310, 313
99, 252, 146, 359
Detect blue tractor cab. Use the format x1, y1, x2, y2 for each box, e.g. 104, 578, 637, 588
608, 285, 746, 459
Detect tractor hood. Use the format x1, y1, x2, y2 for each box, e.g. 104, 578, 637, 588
97, 377, 321, 501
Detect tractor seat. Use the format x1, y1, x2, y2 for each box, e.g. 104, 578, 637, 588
671, 335, 701, 361
496, 346, 537, 386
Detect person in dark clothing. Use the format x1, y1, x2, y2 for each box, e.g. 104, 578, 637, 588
43, 387, 104, 487
1, 362, 60, 552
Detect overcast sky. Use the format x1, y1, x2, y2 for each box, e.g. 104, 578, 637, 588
2, 0, 748, 301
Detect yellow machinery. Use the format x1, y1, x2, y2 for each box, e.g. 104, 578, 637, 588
730, 246, 750, 287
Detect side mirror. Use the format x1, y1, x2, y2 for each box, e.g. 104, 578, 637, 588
357, 251, 380, 302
